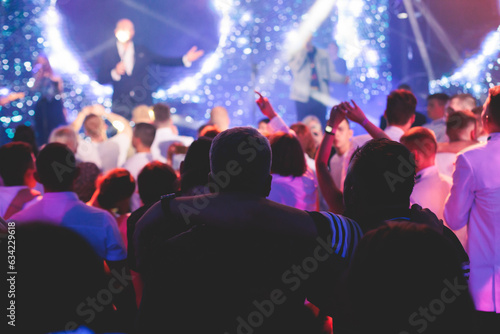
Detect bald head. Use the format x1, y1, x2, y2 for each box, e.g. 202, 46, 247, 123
115, 19, 135, 43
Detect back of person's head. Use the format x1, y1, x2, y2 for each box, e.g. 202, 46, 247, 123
153, 103, 171, 124
49, 126, 78, 153
400, 126, 437, 159
13, 124, 38, 155
385, 89, 417, 126
96, 168, 135, 210
133, 122, 156, 148
290, 122, 317, 159
198, 124, 221, 138
427, 93, 449, 105
83, 113, 105, 139
446, 111, 477, 142
348, 222, 475, 334
132, 104, 153, 124
180, 136, 212, 194
484, 85, 500, 129
344, 139, 415, 230
138, 161, 178, 206
270, 132, 307, 177
16, 223, 113, 333
449, 93, 477, 112
36, 143, 78, 192
210, 127, 271, 196
0, 142, 34, 186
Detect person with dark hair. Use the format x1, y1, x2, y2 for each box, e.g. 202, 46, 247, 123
383, 89, 417, 141
289, 36, 349, 128
347, 222, 476, 334
97, 18, 204, 119
267, 132, 318, 210
32, 54, 67, 146
124, 122, 156, 210
0, 142, 40, 220
379, 84, 427, 130
9, 143, 136, 329
15, 223, 120, 333
13, 124, 39, 156
198, 124, 221, 138
134, 126, 363, 333
72, 104, 133, 172
424, 93, 450, 142
150, 103, 193, 162
445, 85, 500, 330
179, 136, 212, 195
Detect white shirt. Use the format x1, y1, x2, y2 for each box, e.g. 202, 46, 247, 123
76, 133, 131, 173
123, 152, 154, 211
384, 125, 405, 142
268, 167, 317, 211
150, 127, 194, 163
444, 133, 500, 312
424, 118, 449, 143
10, 192, 126, 261
0, 186, 40, 218
436, 152, 456, 178
410, 165, 467, 249
329, 145, 357, 192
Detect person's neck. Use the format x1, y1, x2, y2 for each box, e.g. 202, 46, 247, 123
416, 161, 434, 174
118, 40, 132, 50
155, 121, 171, 129
135, 146, 151, 153
390, 123, 410, 133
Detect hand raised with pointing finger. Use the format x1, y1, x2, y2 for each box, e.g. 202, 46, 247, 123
255, 91, 278, 120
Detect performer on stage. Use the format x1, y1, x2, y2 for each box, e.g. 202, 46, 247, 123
97, 18, 204, 120
289, 36, 349, 127
32, 54, 67, 147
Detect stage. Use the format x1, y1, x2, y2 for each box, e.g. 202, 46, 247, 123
1, 0, 499, 143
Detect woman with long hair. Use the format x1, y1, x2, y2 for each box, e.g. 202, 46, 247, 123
32, 54, 67, 146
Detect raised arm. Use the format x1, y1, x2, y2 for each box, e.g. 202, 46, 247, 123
255, 91, 291, 134
315, 105, 346, 214
341, 100, 389, 140
71, 106, 92, 133
103, 110, 133, 138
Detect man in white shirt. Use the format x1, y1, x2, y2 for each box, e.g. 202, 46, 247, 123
150, 103, 194, 163
97, 19, 204, 120
72, 104, 133, 172
123, 123, 156, 211
328, 119, 354, 191
10, 143, 136, 325
383, 89, 417, 142
423, 93, 450, 143
445, 85, 500, 326
0, 142, 40, 221
400, 127, 467, 249
436, 110, 477, 177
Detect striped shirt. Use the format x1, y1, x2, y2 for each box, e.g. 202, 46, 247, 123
308, 211, 363, 261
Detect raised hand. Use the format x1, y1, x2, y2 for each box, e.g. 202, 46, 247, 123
255, 91, 277, 119
185, 46, 204, 63
342, 100, 367, 125
327, 104, 347, 129
115, 61, 126, 76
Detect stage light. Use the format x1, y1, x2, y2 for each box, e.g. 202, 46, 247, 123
430, 25, 500, 100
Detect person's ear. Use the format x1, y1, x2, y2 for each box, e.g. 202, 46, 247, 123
348, 129, 354, 138
410, 114, 416, 125
470, 128, 477, 141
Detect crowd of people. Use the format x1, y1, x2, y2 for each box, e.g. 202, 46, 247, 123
1, 84, 500, 334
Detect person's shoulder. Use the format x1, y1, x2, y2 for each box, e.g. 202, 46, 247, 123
457, 141, 488, 161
